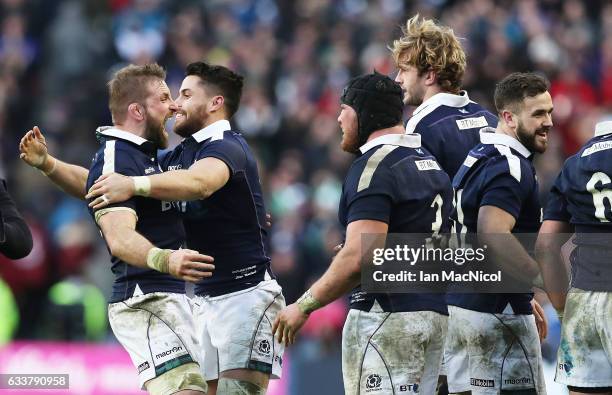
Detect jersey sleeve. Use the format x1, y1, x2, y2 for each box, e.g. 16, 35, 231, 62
87, 143, 140, 222
543, 169, 571, 222
479, 158, 532, 220
195, 138, 245, 176
345, 163, 395, 224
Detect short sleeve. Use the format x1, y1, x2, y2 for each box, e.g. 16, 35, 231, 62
345, 163, 395, 224
87, 143, 139, 219
543, 171, 571, 222
196, 138, 245, 175
480, 159, 532, 220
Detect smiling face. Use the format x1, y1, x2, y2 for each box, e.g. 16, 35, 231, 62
173, 75, 215, 137
337, 104, 359, 153
143, 79, 173, 149
394, 64, 427, 106
513, 91, 554, 153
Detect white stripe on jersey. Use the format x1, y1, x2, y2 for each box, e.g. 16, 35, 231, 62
494, 144, 521, 182
102, 140, 116, 175
357, 145, 398, 192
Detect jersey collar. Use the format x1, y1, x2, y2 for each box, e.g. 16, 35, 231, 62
359, 133, 421, 154
192, 120, 231, 143
96, 126, 149, 145
412, 91, 471, 116
479, 128, 531, 158
595, 121, 612, 137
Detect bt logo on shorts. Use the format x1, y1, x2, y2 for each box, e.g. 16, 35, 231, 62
399, 383, 419, 392
365, 374, 382, 391
258, 340, 271, 355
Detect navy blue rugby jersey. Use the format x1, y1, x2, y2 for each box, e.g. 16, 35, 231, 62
405, 91, 498, 179
448, 130, 541, 314
544, 121, 612, 291
162, 120, 273, 297
339, 133, 453, 314
87, 127, 186, 303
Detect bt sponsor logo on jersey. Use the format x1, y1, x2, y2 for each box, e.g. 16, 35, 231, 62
365, 374, 382, 392
161, 200, 187, 212
155, 346, 184, 360
398, 383, 419, 392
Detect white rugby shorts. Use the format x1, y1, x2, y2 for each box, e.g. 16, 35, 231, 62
445, 305, 546, 394
556, 289, 612, 388
191, 279, 285, 380
341, 305, 447, 395
108, 292, 203, 389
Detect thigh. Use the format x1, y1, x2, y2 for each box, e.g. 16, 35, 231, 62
108, 292, 204, 390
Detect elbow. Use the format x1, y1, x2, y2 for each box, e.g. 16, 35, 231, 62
105, 236, 124, 258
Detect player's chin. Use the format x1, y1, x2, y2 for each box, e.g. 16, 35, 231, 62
534, 134, 548, 153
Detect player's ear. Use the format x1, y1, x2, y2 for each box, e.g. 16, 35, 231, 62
500, 109, 516, 129
128, 103, 145, 121
209, 95, 225, 113
424, 69, 437, 86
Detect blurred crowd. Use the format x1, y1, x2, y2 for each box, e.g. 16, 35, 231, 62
0, 0, 610, 375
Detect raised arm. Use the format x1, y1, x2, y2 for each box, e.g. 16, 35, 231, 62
19, 126, 89, 199
96, 209, 215, 282
86, 157, 230, 209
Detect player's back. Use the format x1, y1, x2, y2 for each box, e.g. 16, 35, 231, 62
545, 122, 612, 291
449, 130, 539, 314
340, 133, 453, 314
406, 92, 498, 179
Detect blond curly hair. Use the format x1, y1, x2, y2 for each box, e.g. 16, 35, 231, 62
391, 14, 466, 94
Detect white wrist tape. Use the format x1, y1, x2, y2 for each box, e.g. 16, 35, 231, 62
133, 176, 151, 197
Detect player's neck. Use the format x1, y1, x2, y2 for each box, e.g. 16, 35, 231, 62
198, 113, 228, 131
367, 125, 405, 142
113, 121, 146, 140
496, 122, 519, 141
422, 85, 445, 102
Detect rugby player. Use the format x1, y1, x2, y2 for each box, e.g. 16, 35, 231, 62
446, 72, 553, 394
536, 120, 612, 394
19, 64, 213, 395
272, 72, 453, 395
391, 14, 498, 180
85, 62, 284, 395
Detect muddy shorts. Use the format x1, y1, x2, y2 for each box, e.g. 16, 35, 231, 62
445, 305, 546, 394
556, 289, 612, 388
192, 279, 285, 380
108, 292, 204, 389
341, 306, 447, 395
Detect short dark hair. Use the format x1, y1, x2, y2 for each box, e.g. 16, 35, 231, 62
185, 62, 244, 118
494, 72, 550, 114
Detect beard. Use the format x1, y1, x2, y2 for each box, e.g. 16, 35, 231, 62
174, 104, 207, 138
145, 111, 168, 149
403, 84, 425, 106
516, 120, 548, 154
340, 127, 360, 154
